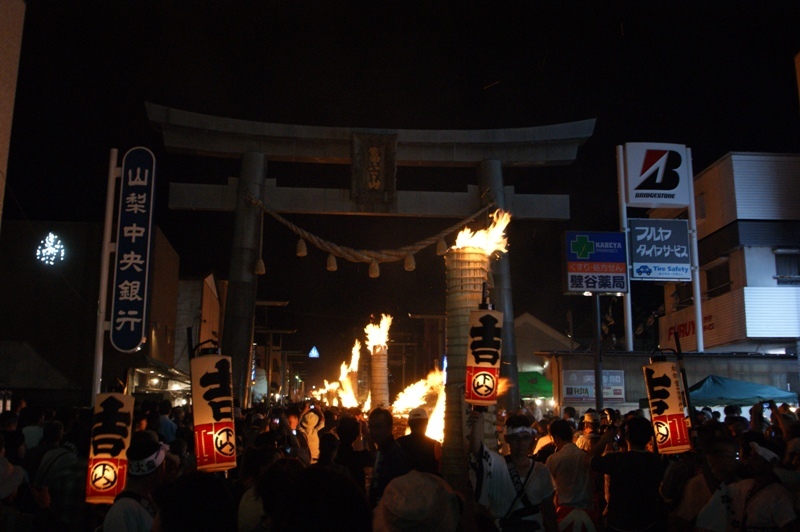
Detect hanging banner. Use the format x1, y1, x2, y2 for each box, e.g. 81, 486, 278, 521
86, 393, 135, 504
191, 353, 237, 472
465, 309, 503, 406
110, 147, 157, 352
642, 361, 692, 455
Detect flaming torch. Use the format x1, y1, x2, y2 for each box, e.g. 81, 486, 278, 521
365, 314, 393, 408
442, 209, 510, 492
338, 340, 362, 408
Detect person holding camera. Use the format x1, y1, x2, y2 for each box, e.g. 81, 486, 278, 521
589, 417, 666, 532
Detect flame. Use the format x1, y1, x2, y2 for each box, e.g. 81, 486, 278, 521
453, 209, 511, 255
348, 340, 361, 373
335, 340, 361, 408
497, 377, 513, 397
363, 391, 371, 413
312, 379, 340, 402
427, 381, 446, 442
365, 314, 393, 352
392, 367, 446, 443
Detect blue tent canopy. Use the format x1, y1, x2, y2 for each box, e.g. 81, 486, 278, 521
688, 374, 798, 407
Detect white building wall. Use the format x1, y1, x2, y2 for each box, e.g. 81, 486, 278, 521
744, 247, 780, 287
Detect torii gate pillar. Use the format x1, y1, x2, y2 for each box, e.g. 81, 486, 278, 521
222, 152, 265, 407
479, 159, 520, 411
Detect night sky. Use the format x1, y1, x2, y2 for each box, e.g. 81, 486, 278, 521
5, 1, 800, 385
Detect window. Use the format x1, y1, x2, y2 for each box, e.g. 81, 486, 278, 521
670, 283, 693, 310
775, 249, 800, 286
705, 260, 731, 298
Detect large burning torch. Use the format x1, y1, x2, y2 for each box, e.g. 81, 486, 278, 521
442, 209, 510, 492
366, 314, 393, 409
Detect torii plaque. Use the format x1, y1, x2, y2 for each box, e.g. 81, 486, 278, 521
147, 102, 595, 408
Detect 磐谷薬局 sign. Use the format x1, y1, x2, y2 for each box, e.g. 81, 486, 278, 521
564, 231, 628, 294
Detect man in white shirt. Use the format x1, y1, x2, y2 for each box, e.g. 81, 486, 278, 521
546, 418, 598, 531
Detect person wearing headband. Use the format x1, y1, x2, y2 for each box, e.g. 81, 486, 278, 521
697, 438, 797, 532
103, 433, 170, 532
470, 411, 558, 531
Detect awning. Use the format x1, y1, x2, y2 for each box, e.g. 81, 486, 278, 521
689, 374, 798, 407
518, 371, 553, 397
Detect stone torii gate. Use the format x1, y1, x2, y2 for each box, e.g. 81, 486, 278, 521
147, 103, 595, 408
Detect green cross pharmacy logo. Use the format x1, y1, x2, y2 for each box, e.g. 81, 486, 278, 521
571, 235, 595, 259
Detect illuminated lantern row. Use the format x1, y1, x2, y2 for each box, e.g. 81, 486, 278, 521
642, 360, 692, 455
191, 352, 237, 472
86, 393, 135, 504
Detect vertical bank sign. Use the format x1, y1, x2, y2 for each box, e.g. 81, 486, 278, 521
110, 147, 156, 352
624, 143, 691, 208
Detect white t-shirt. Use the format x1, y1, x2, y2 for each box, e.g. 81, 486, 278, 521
696, 478, 796, 532
473, 444, 555, 529
545, 442, 593, 509
103, 496, 154, 532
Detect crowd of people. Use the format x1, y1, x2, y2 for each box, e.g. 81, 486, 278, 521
1, 395, 800, 531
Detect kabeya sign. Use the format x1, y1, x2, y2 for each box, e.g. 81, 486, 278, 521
624, 143, 691, 208
564, 231, 628, 294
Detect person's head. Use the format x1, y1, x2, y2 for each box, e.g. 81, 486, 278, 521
337, 415, 362, 445
723, 404, 741, 417
158, 400, 172, 416
548, 418, 574, 447
41, 420, 64, 444
407, 408, 429, 434
126, 431, 170, 490
504, 415, 534, 453
171, 406, 185, 422
624, 417, 654, 449
318, 433, 340, 465
704, 439, 739, 483
374, 470, 462, 531
562, 406, 577, 420
746, 440, 781, 477
0, 411, 18, 431
285, 407, 301, 431
583, 412, 600, 434
727, 415, 749, 438
368, 408, 394, 447
152, 471, 236, 532
601, 408, 618, 426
